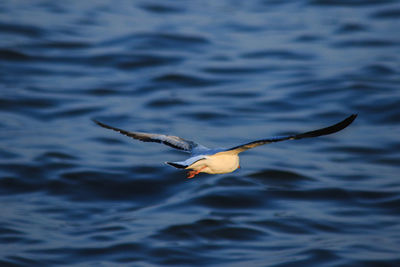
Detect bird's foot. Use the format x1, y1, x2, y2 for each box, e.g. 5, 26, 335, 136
187, 166, 206, 179
187, 170, 199, 179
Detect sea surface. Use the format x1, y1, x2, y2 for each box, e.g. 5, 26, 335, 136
1, 0, 400, 266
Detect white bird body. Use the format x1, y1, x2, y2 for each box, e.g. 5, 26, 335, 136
201, 152, 240, 174
180, 151, 240, 175
94, 114, 356, 178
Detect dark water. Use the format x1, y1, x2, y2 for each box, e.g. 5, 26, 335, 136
1, 0, 400, 266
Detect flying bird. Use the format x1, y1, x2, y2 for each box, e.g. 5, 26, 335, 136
94, 114, 357, 178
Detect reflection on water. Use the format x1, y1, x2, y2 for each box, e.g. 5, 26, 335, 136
1, 0, 400, 266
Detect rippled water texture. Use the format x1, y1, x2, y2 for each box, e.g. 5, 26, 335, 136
1, 0, 400, 266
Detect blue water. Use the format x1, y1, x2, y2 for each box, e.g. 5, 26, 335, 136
1, 0, 400, 266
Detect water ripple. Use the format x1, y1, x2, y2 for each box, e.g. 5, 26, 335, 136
101, 32, 210, 51
372, 8, 400, 19
309, 0, 396, 6
0, 22, 45, 38
1, 0, 399, 266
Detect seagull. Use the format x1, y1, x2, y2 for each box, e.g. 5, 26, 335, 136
94, 114, 356, 178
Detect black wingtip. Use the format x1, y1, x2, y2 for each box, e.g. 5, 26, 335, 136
92, 119, 115, 130
92, 119, 102, 126
348, 114, 358, 123
166, 162, 187, 169
340, 114, 358, 129
92, 119, 103, 126
295, 113, 357, 139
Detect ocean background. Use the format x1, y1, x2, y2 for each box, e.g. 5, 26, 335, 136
1, 0, 400, 266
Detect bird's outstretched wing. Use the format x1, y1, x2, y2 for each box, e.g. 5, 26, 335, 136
93, 120, 205, 153
223, 114, 357, 154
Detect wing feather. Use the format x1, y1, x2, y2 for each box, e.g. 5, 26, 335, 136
93, 120, 201, 153
224, 114, 357, 154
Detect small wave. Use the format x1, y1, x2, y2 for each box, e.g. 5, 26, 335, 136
241, 50, 314, 61
35, 151, 78, 161
372, 8, 400, 19
0, 49, 31, 61
361, 64, 396, 76
26, 243, 145, 265
333, 38, 397, 48
45, 106, 101, 119
35, 40, 92, 50
84, 87, 122, 96
336, 23, 369, 34
101, 32, 210, 52
0, 22, 44, 37
152, 73, 222, 87
309, 0, 396, 6
89, 53, 182, 70
202, 65, 279, 75
146, 98, 187, 108
154, 217, 265, 242
181, 111, 230, 121
190, 189, 269, 209
0, 96, 57, 111
249, 169, 314, 182
295, 34, 324, 42
0, 256, 42, 266
140, 3, 184, 14
267, 187, 353, 203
